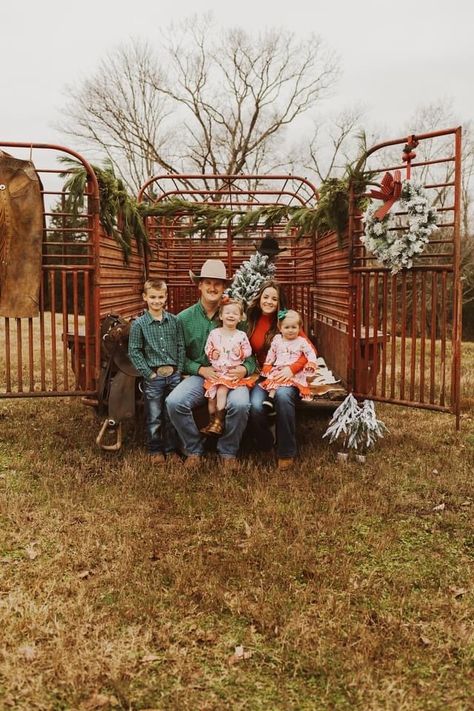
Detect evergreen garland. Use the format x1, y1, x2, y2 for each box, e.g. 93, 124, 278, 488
60, 158, 148, 263
59, 160, 371, 259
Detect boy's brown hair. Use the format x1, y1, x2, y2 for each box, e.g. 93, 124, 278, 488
143, 278, 167, 294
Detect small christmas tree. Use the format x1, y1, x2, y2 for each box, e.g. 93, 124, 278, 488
323, 394, 388, 462
226, 252, 276, 307
323, 393, 361, 452
355, 399, 388, 454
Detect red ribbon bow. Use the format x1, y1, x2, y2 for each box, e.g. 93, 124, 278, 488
369, 170, 402, 220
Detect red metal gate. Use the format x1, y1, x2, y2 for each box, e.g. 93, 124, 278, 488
348, 128, 463, 425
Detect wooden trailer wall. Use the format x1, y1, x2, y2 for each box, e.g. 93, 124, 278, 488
312, 230, 350, 383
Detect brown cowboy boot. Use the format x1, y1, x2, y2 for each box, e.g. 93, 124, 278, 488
204, 409, 225, 436
200, 415, 217, 434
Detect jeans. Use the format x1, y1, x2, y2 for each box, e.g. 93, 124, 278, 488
143, 372, 181, 454
166, 375, 250, 459
249, 381, 298, 459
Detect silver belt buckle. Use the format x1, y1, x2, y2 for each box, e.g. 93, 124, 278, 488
156, 365, 174, 377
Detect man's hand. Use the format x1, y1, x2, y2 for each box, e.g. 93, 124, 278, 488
227, 365, 247, 381
271, 366, 293, 383
199, 366, 219, 381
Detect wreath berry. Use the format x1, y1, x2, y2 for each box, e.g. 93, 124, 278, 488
361, 180, 438, 274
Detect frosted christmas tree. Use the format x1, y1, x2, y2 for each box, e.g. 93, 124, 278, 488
226, 235, 285, 306
323, 394, 388, 462
226, 252, 276, 306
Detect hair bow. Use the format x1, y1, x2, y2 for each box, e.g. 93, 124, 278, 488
277, 309, 288, 321
221, 294, 231, 304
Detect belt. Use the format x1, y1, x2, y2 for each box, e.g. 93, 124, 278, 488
153, 365, 177, 377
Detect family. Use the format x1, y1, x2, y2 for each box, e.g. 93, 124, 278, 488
128, 250, 318, 472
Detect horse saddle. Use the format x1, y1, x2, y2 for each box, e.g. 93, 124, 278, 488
101, 314, 140, 377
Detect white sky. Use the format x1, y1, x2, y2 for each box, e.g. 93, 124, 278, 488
2, 0, 473, 148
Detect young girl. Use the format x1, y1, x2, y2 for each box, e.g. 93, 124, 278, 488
201, 297, 254, 436
260, 309, 318, 412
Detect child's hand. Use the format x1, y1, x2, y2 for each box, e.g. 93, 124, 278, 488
304, 363, 318, 383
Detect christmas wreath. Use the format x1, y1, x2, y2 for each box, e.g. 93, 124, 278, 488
361, 179, 438, 274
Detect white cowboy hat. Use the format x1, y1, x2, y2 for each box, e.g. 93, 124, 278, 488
189, 259, 229, 283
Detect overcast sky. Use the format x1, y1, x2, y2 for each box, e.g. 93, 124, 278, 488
2, 0, 472, 150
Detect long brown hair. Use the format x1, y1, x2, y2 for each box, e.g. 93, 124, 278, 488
246, 281, 287, 352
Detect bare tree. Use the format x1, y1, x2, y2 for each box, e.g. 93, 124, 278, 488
61, 41, 175, 191
60, 15, 339, 191
295, 106, 371, 182
403, 102, 474, 306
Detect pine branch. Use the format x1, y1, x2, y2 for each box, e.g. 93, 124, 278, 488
59, 157, 148, 263
58, 157, 371, 258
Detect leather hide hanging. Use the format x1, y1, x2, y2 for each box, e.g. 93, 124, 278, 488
0, 150, 44, 317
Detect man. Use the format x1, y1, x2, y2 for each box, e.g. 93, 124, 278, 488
166, 259, 255, 470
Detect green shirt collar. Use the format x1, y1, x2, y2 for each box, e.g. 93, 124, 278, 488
142, 309, 169, 324
197, 299, 219, 322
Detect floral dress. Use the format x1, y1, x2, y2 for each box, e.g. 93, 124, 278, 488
260, 334, 318, 400
204, 328, 255, 399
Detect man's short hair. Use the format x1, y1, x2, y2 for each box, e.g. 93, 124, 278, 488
143, 278, 167, 293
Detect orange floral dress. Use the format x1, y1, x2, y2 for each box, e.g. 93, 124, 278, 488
260, 334, 318, 400
204, 328, 256, 398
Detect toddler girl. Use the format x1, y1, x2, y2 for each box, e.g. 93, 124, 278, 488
201, 297, 254, 436
260, 309, 318, 412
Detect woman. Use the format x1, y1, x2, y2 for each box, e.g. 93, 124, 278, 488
246, 281, 308, 470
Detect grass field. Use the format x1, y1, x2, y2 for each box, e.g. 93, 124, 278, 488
0, 344, 473, 710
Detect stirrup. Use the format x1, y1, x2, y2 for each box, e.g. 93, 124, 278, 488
96, 419, 123, 451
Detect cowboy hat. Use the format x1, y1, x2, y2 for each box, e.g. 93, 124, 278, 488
189, 259, 229, 283
255, 235, 287, 257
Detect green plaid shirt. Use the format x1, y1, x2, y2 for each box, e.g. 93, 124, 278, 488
128, 310, 185, 379
178, 300, 256, 376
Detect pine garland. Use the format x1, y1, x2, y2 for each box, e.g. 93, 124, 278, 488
59, 158, 148, 263
59, 160, 370, 259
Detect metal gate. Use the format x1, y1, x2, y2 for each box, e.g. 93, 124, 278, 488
349, 128, 463, 426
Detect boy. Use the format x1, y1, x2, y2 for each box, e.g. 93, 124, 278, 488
128, 279, 185, 463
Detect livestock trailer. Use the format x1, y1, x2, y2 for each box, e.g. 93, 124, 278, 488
0, 127, 463, 435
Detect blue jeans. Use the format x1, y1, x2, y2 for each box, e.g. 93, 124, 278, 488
249, 381, 298, 459
143, 372, 181, 454
166, 375, 250, 459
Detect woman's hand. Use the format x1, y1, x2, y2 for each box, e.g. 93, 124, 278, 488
271, 366, 293, 382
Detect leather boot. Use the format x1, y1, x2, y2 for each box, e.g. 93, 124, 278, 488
204, 409, 225, 436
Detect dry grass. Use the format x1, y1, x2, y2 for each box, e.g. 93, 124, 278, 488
0, 344, 473, 710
